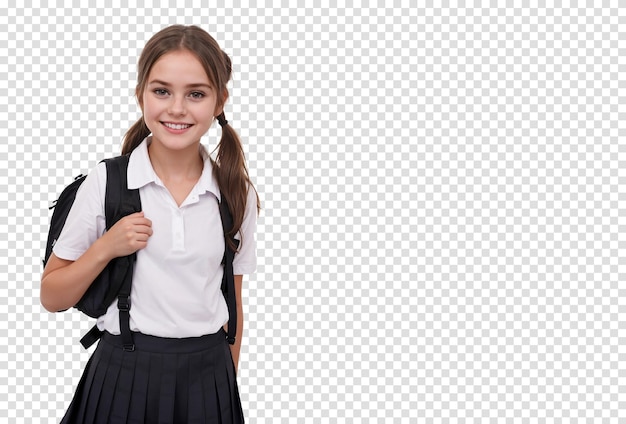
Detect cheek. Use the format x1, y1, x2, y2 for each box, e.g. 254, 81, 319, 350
140, 99, 160, 132
191, 103, 216, 120
142, 97, 159, 119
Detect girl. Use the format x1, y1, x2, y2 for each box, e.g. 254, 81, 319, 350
41, 25, 258, 423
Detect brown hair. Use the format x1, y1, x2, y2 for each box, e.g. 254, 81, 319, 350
122, 25, 259, 249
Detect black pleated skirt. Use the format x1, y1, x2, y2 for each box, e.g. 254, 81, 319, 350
60, 329, 244, 424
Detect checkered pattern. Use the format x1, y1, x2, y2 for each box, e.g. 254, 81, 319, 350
1, 3, 624, 423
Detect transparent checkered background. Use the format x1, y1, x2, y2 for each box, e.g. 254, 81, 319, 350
1, 2, 624, 423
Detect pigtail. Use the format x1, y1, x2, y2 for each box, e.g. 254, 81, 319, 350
213, 51, 259, 250
213, 119, 260, 251
121, 116, 150, 155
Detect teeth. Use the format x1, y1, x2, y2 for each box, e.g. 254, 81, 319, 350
164, 123, 191, 130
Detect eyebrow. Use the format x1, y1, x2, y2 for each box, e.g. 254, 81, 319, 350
148, 79, 213, 89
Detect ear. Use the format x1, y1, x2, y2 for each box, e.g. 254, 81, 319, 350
214, 89, 229, 117
136, 86, 144, 111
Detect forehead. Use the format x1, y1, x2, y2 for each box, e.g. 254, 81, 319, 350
147, 50, 212, 86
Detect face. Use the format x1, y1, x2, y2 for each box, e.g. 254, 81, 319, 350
140, 49, 222, 153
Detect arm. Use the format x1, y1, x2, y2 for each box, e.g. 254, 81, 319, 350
228, 185, 258, 374
41, 240, 113, 312
229, 274, 244, 374
40, 212, 153, 312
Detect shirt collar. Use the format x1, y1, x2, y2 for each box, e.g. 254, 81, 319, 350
127, 136, 221, 201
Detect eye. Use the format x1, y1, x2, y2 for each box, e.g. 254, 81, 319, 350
153, 88, 169, 96
189, 91, 205, 99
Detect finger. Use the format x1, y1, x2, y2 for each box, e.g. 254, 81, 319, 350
130, 215, 150, 222
120, 220, 152, 232
134, 224, 153, 235
135, 234, 150, 243
132, 218, 152, 227
136, 228, 152, 239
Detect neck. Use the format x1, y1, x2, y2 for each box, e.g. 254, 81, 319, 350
147, 138, 203, 182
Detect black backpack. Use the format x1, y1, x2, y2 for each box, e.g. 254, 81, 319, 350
44, 155, 239, 350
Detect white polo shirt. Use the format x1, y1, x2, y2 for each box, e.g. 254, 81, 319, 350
53, 137, 257, 338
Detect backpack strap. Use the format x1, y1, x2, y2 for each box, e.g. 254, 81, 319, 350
219, 197, 240, 345
105, 155, 140, 351
80, 155, 141, 350
79, 324, 104, 350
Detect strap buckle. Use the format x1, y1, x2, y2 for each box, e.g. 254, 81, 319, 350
117, 296, 130, 312
80, 325, 104, 349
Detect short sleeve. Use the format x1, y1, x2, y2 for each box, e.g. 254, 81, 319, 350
232, 185, 258, 275
52, 162, 107, 261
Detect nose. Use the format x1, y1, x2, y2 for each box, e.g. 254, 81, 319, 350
168, 96, 186, 116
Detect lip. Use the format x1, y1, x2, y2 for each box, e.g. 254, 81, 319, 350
161, 121, 194, 134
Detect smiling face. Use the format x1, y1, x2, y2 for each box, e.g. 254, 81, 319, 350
139, 49, 223, 153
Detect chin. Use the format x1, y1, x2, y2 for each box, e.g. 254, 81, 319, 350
151, 134, 201, 151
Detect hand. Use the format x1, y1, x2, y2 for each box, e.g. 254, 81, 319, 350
100, 212, 153, 259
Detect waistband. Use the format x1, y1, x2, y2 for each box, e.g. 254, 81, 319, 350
101, 329, 228, 354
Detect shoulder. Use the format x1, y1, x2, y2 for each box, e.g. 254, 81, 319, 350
245, 181, 259, 207
238, 183, 258, 234
52, 161, 109, 260
68, 160, 109, 218
76, 161, 107, 201
233, 183, 258, 273
241, 182, 259, 223
245, 182, 258, 205
86, 160, 108, 181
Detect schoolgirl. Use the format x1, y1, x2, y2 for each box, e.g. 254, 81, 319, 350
41, 25, 258, 423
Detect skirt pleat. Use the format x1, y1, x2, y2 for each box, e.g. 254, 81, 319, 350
157, 351, 177, 422
108, 349, 138, 423
223, 343, 243, 423
215, 346, 233, 423
187, 351, 205, 423
125, 351, 150, 423
65, 351, 97, 424
202, 351, 220, 423
79, 340, 114, 424
93, 346, 123, 424
59, 329, 244, 423
144, 351, 162, 424
174, 353, 190, 423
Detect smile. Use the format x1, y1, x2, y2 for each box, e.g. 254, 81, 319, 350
162, 122, 193, 130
